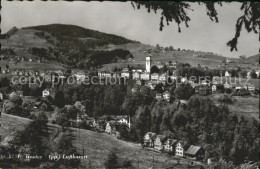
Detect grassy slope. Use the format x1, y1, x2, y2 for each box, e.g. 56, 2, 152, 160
0, 113, 30, 145
0, 60, 63, 71
208, 94, 259, 120
246, 53, 259, 62
100, 43, 226, 70
0, 113, 201, 168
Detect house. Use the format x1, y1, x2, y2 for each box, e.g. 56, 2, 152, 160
75, 71, 86, 82
105, 122, 112, 134
155, 93, 162, 100
151, 73, 159, 81
132, 71, 140, 80
224, 71, 230, 77
115, 115, 131, 129
181, 77, 188, 83
201, 80, 209, 86
163, 91, 170, 102
42, 89, 50, 97
247, 84, 256, 91
143, 132, 156, 147
185, 145, 203, 160
136, 80, 142, 85
224, 82, 231, 89
140, 72, 150, 80
154, 135, 167, 151
212, 85, 217, 93
159, 74, 167, 83
163, 138, 177, 153
0, 92, 3, 100
247, 71, 251, 79
175, 141, 189, 157
169, 75, 177, 81
121, 68, 130, 79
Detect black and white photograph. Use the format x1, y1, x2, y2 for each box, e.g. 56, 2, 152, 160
0, 1, 259, 168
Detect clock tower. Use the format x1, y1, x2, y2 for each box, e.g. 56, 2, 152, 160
146, 54, 151, 73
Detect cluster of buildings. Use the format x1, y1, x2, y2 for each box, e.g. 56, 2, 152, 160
104, 115, 131, 138
98, 54, 177, 82
144, 132, 203, 160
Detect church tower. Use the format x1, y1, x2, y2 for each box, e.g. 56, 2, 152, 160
146, 54, 151, 73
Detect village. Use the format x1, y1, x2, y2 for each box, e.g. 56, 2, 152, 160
0, 52, 259, 167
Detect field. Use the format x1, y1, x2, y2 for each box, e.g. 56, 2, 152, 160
100, 43, 225, 70
0, 113, 203, 168
213, 76, 260, 88
210, 94, 259, 120
0, 60, 63, 71
0, 113, 30, 145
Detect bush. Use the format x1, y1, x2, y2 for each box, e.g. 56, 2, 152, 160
218, 94, 234, 103
104, 149, 118, 169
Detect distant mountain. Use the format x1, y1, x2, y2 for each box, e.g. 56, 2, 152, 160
246, 53, 259, 63
6, 26, 19, 36
24, 24, 135, 45
0, 24, 135, 69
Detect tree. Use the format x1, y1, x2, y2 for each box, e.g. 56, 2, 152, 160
250, 70, 257, 78
119, 124, 129, 140
54, 91, 65, 108
169, 46, 174, 51
150, 65, 159, 74
174, 83, 194, 100
1, 77, 10, 87
164, 47, 169, 52
131, 2, 259, 51
104, 149, 118, 169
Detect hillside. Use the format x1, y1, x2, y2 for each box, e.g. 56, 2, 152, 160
246, 53, 259, 63
99, 43, 227, 70
24, 24, 135, 45
0, 24, 135, 69
0, 113, 202, 169
1, 24, 230, 71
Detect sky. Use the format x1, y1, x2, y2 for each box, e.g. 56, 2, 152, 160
1, 1, 259, 58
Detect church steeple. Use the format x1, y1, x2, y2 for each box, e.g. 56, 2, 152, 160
146, 54, 151, 73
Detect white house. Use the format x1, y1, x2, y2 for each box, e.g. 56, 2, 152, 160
0, 92, 3, 100
175, 141, 189, 157
75, 72, 86, 82
105, 122, 112, 134
212, 85, 217, 93
42, 89, 50, 97
132, 71, 140, 80
159, 73, 167, 83
225, 71, 230, 77
155, 93, 162, 100
143, 132, 156, 147
247, 84, 255, 91
247, 71, 251, 79
224, 82, 231, 89
140, 72, 150, 80
136, 80, 142, 85
121, 68, 130, 79
163, 91, 170, 102
181, 77, 188, 83
151, 73, 159, 81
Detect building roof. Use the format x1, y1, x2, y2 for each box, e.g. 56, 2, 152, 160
177, 141, 189, 149
156, 134, 167, 142
166, 139, 178, 146
145, 132, 157, 139
185, 145, 201, 156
